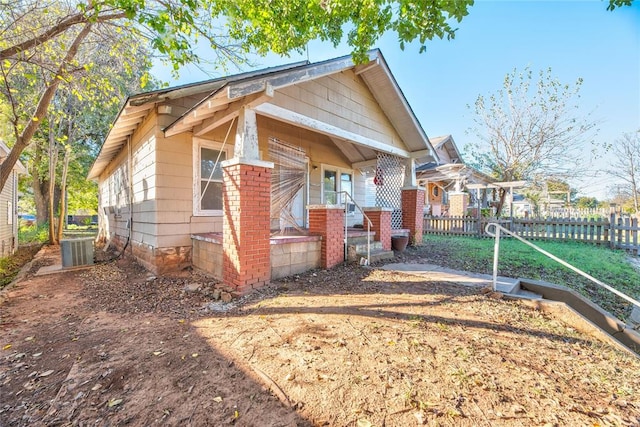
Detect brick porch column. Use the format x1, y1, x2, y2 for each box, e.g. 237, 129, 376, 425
308, 205, 344, 269
363, 207, 392, 251
222, 159, 273, 294
448, 192, 469, 217
402, 187, 425, 245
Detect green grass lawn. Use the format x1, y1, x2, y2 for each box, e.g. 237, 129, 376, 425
416, 234, 640, 321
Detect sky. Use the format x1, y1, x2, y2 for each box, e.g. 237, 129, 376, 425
153, 0, 640, 201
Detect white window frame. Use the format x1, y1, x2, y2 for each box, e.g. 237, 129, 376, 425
193, 137, 232, 216
320, 164, 355, 211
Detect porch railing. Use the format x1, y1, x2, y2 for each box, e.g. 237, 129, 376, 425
338, 191, 372, 266
485, 222, 640, 311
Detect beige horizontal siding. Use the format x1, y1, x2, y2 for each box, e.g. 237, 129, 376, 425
272, 70, 407, 152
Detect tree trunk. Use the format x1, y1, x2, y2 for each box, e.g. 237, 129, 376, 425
57, 147, 71, 243
32, 175, 49, 224
0, 24, 92, 191
494, 189, 507, 218
48, 133, 59, 245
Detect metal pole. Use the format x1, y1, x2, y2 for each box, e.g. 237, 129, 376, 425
492, 226, 501, 291
344, 199, 348, 262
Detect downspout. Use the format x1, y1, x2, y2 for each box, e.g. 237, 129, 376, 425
116, 135, 133, 259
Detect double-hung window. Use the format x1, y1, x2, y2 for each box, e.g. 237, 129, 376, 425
322, 166, 354, 207
194, 139, 229, 215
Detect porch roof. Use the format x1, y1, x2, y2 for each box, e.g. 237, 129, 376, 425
88, 49, 437, 180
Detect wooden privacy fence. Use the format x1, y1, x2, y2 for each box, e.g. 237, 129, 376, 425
423, 214, 640, 254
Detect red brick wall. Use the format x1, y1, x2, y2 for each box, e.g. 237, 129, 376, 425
402, 188, 425, 245
364, 210, 391, 250
309, 207, 345, 268
222, 162, 271, 294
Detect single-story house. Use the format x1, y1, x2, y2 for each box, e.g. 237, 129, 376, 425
88, 50, 436, 293
416, 135, 495, 216
0, 141, 26, 257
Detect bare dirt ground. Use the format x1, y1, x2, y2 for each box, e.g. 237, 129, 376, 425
1, 245, 639, 426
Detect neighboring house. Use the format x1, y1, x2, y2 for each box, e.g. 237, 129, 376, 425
0, 141, 26, 257
416, 135, 494, 216
88, 50, 436, 293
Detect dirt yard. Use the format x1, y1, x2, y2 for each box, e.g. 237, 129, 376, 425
1, 245, 639, 426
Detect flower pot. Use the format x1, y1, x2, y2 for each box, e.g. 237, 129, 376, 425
391, 236, 409, 252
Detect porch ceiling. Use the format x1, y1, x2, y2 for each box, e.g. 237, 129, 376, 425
329, 137, 377, 163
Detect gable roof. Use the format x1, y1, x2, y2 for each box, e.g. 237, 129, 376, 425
88, 49, 436, 179
429, 134, 462, 163
0, 141, 27, 175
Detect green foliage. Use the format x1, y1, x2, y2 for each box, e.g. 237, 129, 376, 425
18, 222, 50, 244
420, 234, 640, 320
217, 0, 473, 63
575, 196, 599, 209
607, 0, 633, 11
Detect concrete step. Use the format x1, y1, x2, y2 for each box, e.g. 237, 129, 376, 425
347, 241, 383, 261
348, 241, 384, 253
493, 277, 521, 294
356, 248, 395, 264
494, 279, 543, 299
347, 234, 376, 245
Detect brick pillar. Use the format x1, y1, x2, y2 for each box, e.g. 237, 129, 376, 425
222, 159, 273, 294
363, 207, 392, 251
402, 187, 425, 245
449, 192, 469, 217
308, 205, 345, 269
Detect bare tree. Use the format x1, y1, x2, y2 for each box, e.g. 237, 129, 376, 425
607, 131, 640, 214
467, 67, 597, 215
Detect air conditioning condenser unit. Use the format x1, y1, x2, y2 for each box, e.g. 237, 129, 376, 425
61, 238, 94, 268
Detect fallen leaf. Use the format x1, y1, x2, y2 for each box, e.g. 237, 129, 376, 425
3, 344, 11, 350
32, 352, 42, 358
25, 336, 34, 341
153, 351, 163, 356
191, 353, 199, 358
234, 410, 239, 418
213, 396, 223, 403
357, 420, 372, 427
39, 370, 54, 377
108, 398, 123, 407
91, 384, 102, 391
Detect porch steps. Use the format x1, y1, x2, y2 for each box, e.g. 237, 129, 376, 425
346, 232, 395, 264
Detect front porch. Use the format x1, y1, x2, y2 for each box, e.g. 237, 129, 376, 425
191, 208, 418, 283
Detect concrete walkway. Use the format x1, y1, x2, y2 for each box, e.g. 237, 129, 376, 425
381, 263, 521, 294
